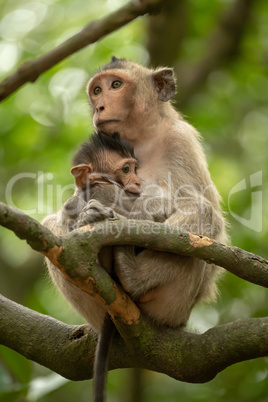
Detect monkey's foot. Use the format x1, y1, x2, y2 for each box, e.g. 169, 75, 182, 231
137, 288, 158, 303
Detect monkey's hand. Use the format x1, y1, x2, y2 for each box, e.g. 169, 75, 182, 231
77, 199, 119, 226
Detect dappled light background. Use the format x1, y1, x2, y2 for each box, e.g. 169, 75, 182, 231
0, 0, 267, 401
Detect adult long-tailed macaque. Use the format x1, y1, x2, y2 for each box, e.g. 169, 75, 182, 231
43, 57, 227, 401
83, 57, 227, 326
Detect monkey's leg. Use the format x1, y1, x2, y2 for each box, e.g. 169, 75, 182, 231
42, 201, 107, 332
42, 195, 87, 233
115, 245, 211, 327
61, 195, 87, 230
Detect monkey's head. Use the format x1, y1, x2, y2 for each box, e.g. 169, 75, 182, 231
71, 131, 141, 196
87, 57, 176, 137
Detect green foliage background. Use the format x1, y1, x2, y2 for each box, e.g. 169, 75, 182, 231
0, 0, 267, 401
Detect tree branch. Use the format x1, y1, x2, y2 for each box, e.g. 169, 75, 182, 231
146, 0, 188, 67
76, 221, 268, 288
0, 293, 267, 383
176, 0, 255, 105
0, 202, 267, 380
0, 202, 61, 252
0, 0, 167, 102
0, 202, 267, 295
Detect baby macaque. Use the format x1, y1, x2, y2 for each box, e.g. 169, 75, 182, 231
61, 130, 141, 232
42, 131, 143, 327
43, 130, 143, 402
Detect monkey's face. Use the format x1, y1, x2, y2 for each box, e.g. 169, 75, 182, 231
87, 71, 136, 133
71, 155, 141, 196
87, 63, 176, 144
112, 156, 141, 196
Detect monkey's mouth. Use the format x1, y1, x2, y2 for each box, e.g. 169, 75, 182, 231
97, 119, 121, 127
124, 189, 141, 197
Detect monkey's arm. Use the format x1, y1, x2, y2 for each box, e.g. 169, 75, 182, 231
77, 184, 167, 226
165, 197, 226, 241
42, 195, 87, 234
86, 186, 225, 236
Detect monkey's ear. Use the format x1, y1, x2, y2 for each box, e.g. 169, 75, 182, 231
111, 56, 119, 62
152, 68, 176, 102
71, 164, 93, 188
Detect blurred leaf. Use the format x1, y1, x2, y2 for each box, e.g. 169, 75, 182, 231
27, 373, 68, 401
0, 347, 32, 385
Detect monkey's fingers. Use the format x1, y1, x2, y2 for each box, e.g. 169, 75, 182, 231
78, 199, 115, 226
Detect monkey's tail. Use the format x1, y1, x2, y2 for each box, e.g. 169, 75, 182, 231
93, 313, 115, 402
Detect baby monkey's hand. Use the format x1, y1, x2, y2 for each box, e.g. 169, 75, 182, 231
77, 199, 118, 226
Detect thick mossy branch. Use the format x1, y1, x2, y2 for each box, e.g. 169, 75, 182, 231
0, 294, 97, 381
0, 294, 267, 383
69, 220, 268, 288
0, 0, 167, 102
0, 202, 61, 251
115, 315, 268, 383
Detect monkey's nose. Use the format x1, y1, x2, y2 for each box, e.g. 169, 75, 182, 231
96, 105, 105, 113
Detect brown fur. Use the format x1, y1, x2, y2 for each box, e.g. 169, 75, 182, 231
43, 59, 227, 331
87, 59, 227, 327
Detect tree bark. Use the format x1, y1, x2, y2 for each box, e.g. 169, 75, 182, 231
147, 0, 188, 67
0, 293, 267, 383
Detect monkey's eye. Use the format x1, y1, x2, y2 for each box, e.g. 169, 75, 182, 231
122, 165, 130, 174
93, 86, 102, 95
111, 80, 122, 89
